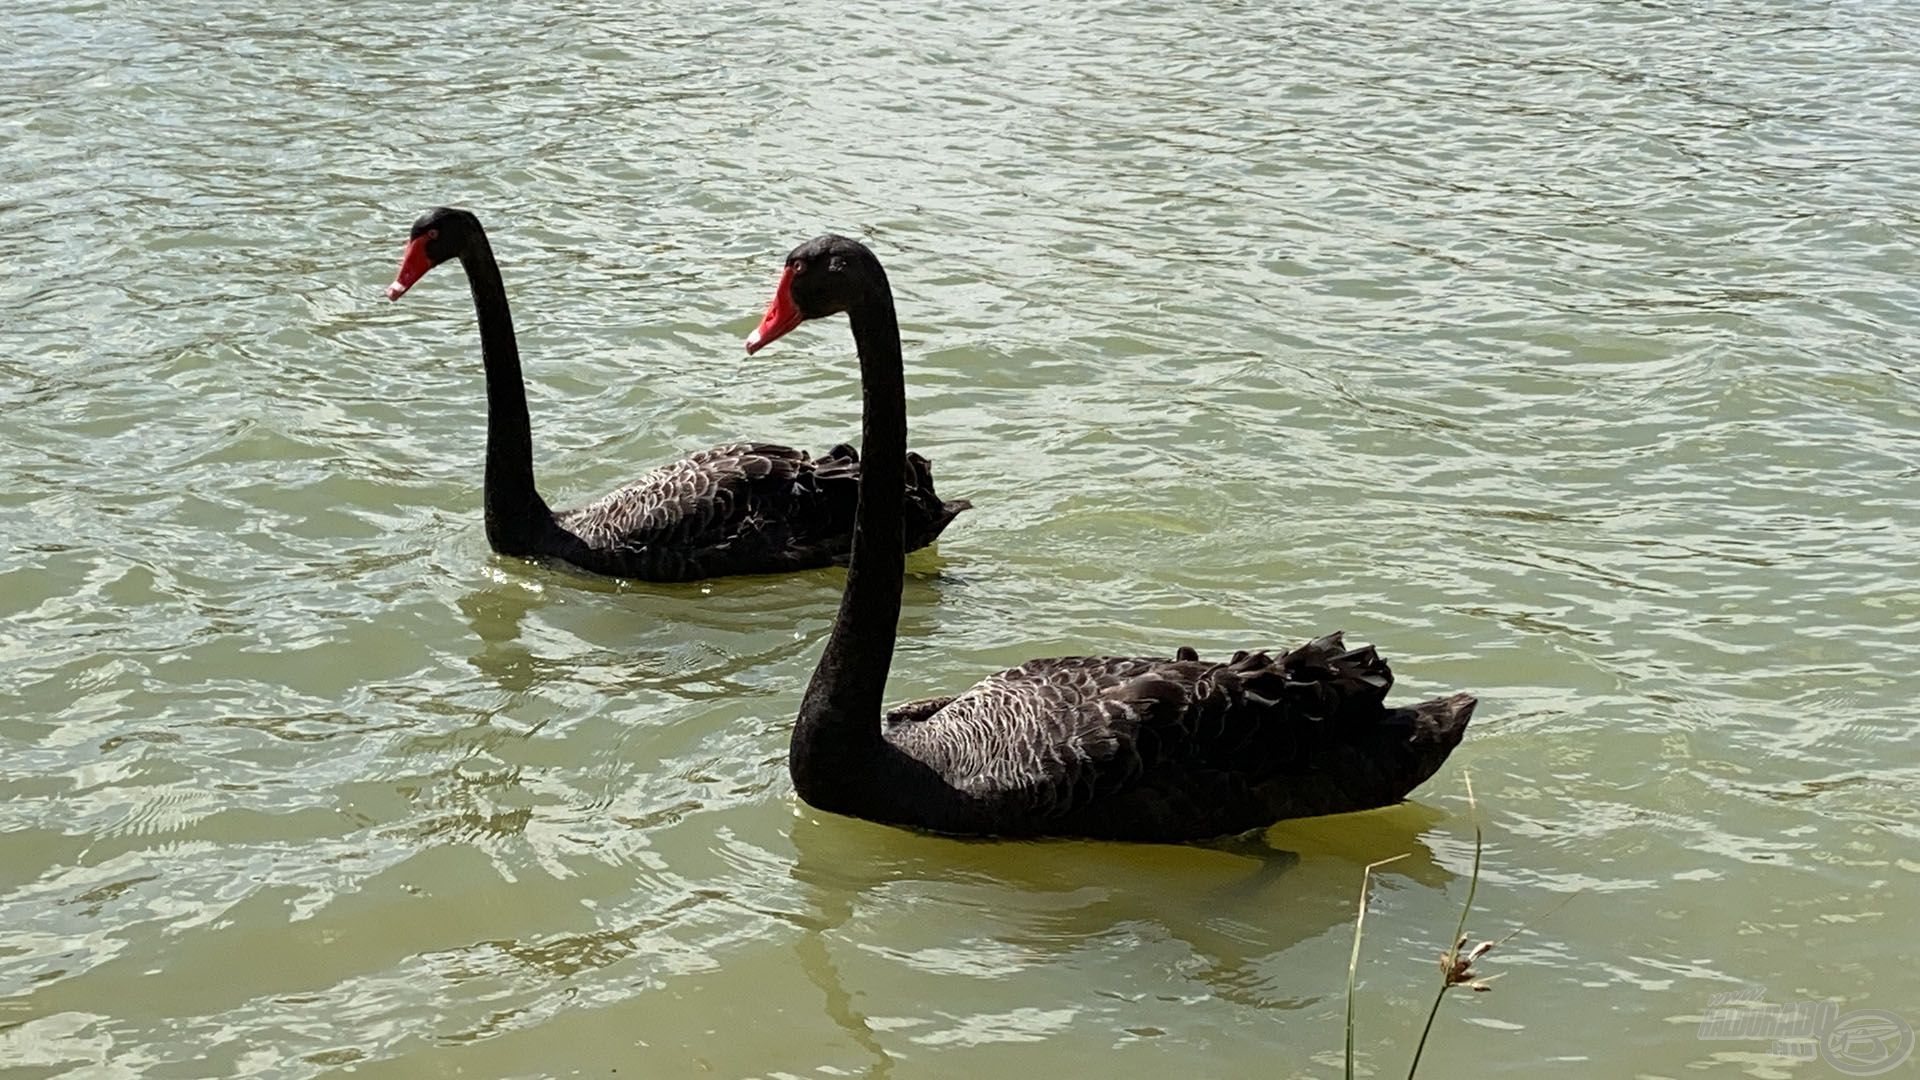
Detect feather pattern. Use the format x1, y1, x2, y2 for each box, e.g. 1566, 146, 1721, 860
862, 633, 1474, 841
547, 442, 967, 582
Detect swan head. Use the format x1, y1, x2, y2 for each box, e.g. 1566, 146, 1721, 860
386, 207, 481, 301
745, 234, 885, 353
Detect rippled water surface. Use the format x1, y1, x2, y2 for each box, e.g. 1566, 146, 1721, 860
5, 0, 1920, 1076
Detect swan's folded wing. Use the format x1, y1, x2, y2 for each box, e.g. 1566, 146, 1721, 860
879, 639, 1407, 831
883, 656, 1215, 822
555, 442, 854, 556
554, 441, 962, 576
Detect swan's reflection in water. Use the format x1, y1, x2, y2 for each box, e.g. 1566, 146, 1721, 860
456, 576, 552, 698
782, 802, 1455, 1073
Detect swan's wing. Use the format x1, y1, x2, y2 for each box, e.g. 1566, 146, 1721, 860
552, 442, 968, 579
880, 636, 1423, 832
553, 442, 857, 569
881, 654, 1218, 819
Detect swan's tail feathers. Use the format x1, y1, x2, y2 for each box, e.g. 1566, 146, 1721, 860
1369, 691, 1476, 804
1405, 691, 1476, 752
1236, 634, 1474, 816
903, 451, 971, 551
1299, 688, 1475, 816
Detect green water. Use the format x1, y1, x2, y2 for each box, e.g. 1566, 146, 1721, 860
4, 1, 1919, 1076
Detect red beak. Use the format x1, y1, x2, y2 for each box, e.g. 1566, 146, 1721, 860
745, 265, 803, 354
386, 235, 435, 301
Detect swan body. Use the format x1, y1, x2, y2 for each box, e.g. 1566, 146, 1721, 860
385, 207, 967, 583
861, 639, 1473, 840
747, 235, 1473, 841
540, 441, 962, 581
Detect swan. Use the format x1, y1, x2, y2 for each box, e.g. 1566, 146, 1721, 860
745, 235, 1474, 841
384, 207, 968, 582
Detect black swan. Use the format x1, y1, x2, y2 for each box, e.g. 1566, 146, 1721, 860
383, 207, 969, 582
745, 235, 1475, 841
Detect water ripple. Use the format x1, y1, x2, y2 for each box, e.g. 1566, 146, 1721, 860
3, 0, 1919, 1075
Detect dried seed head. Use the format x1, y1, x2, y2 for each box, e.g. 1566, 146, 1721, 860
1438, 937, 1501, 990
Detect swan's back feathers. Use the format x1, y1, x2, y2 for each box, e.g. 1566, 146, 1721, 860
883, 695, 958, 728
547, 442, 967, 581
873, 633, 1472, 840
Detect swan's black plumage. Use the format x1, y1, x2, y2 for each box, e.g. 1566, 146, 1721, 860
749, 234, 1473, 841
877, 637, 1473, 840
544, 441, 963, 581
385, 208, 968, 583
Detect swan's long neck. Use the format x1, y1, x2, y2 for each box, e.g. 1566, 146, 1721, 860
459, 233, 551, 554
792, 276, 907, 798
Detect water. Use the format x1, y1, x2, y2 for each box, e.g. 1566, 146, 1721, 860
4, 0, 1918, 1075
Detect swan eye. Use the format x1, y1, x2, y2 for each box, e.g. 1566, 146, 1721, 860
427, 228, 439, 241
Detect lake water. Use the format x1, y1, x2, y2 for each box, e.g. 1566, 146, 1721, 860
4, 0, 1919, 1076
